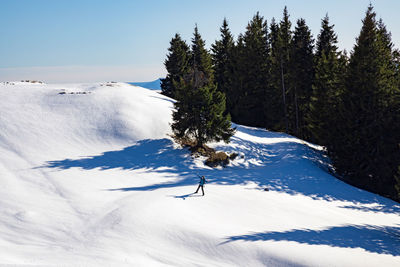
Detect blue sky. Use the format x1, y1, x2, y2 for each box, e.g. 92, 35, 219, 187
1, 0, 399, 82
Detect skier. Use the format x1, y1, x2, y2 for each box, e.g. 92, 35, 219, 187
195, 175, 207, 196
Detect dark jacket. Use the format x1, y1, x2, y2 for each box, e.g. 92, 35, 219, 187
199, 176, 206, 186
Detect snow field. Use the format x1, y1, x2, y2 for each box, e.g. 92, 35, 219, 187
0, 81, 399, 266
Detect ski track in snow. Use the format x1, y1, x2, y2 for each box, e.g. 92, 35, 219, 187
0, 81, 400, 266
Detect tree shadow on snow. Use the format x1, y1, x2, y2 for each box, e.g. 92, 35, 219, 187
222, 224, 400, 256
45, 139, 186, 173
42, 127, 400, 255
43, 126, 400, 215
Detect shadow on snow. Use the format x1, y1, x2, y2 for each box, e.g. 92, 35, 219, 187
222, 224, 400, 256
43, 129, 400, 215
42, 127, 400, 255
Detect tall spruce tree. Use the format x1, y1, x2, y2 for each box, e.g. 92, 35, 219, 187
234, 12, 269, 127
171, 26, 234, 148
228, 33, 246, 123
267, 18, 284, 130
331, 5, 400, 200
395, 48, 400, 197
307, 15, 343, 146
268, 7, 292, 132
211, 18, 235, 115
288, 18, 314, 138
161, 34, 190, 98
278, 7, 292, 133
375, 18, 400, 199
189, 25, 214, 85
315, 15, 338, 58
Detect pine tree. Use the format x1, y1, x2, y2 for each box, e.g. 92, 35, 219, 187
279, 7, 292, 133
161, 34, 190, 98
171, 26, 235, 148
172, 80, 234, 147
375, 18, 400, 199
288, 18, 314, 138
211, 18, 235, 115
189, 25, 214, 86
307, 14, 343, 146
395, 48, 400, 198
267, 18, 284, 130
268, 7, 292, 132
228, 33, 246, 123
331, 5, 400, 200
234, 12, 269, 127
315, 14, 338, 59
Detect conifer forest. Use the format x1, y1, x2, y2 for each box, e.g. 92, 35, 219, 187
161, 5, 400, 202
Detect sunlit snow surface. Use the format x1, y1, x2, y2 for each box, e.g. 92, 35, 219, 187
0, 81, 400, 266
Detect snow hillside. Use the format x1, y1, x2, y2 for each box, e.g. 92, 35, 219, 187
0, 81, 400, 266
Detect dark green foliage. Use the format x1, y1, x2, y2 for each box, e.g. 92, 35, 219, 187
227, 34, 246, 123
268, 7, 292, 132
266, 18, 284, 130
278, 6, 292, 68
211, 18, 236, 115
161, 34, 190, 98
171, 26, 235, 148
287, 18, 314, 138
189, 25, 214, 85
232, 12, 269, 127
165, 5, 400, 201
315, 14, 338, 59
307, 15, 343, 146
395, 49, 400, 199
268, 8, 315, 138
172, 79, 234, 147
329, 5, 400, 200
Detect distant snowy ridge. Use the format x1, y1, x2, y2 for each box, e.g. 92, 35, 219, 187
0, 81, 399, 266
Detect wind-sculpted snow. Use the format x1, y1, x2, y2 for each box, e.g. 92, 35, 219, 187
1, 81, 400, 266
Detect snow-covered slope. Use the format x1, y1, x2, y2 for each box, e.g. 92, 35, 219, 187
0, 81, 400, 266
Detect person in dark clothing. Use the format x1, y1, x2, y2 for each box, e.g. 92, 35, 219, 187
195, 175, 207, 196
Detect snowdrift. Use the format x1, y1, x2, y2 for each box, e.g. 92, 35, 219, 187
0, 81, 399, 266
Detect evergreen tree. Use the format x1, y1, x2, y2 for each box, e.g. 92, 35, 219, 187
266, 18, 284, 130
228, 33, 246, 123
331, 5, 400, 200
307, 15, 343, 146
211, 18, 235, 115
394, 43, 400, 198
315, 14, 338, 59
172, 80, 234, 147
278, 7, 292, 133
161, 34, 190, 98
189, 25, 214, 86
171, 26, 235, 148
234, 12, 269, 127
268, 7, 292, 132
375, 18, 400, 199
288, 18, 314, 138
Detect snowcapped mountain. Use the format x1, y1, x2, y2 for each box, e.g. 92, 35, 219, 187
0, 81, 399, 266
